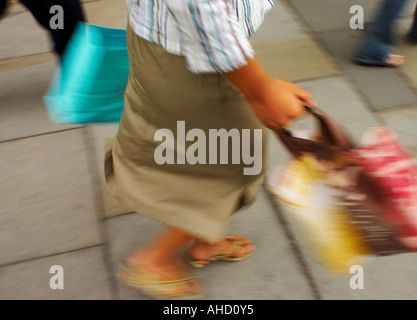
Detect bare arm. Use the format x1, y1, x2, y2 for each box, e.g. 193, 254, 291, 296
224, 57, 315, 130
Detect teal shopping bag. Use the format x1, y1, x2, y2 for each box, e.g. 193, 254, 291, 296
44, 22, 129, 123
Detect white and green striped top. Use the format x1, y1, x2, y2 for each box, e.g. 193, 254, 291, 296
127, 0, 276, 73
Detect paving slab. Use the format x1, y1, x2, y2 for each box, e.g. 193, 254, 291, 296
0, 61, 82, 142
0, 9, 51, 60
286, 0, 380, 32
0, 246, 113, 300
408, 146, 417, 159
377, 105, 417, 147
105, 189, 316, 300
397, 37, 417, 91
89, 124, 133, 217
316, 253, 417, 300
250, 1, 307, 44
4, 1, 27, 15
0, 129, 102, 265
317, 28, 417, 110
83, 0, 128, 29
253, 34, 339, 83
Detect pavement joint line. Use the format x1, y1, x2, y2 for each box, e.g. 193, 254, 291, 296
370, 103, 417, 137
331, 71, 380, 114
281, 0, 325, 39
0, 244, 103, 269
0, 126, 85, 145
373, 102, 417, 113
393, 64, 417, 98
292, 73, 344, 85
81, 125, 120, 300
376, 103, 417, 114
1, 8, 29, 19
262, 184, 323, 300
0, 51, 54, 64
104, 211, 136, 220
328, 72, 384, 115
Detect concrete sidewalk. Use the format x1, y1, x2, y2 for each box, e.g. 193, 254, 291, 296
1, 0, 417, 300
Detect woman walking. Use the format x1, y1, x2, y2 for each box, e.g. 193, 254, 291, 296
105, 0, 314, 299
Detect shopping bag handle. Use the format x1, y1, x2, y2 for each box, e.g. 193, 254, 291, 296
276, 104, 356, 161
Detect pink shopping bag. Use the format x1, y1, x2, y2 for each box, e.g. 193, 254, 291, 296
349, 127, 417, 249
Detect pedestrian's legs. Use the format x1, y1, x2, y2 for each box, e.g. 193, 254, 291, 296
354, 0, 408, 65
0, 0, 7, 18
407, 3, 417, 42
122, 227, 202, 297
120, 226, 255, 298
19, 0, 85, 57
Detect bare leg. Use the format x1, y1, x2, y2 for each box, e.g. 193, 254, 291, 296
122, 228, 255, 296
125, 227, 201, 295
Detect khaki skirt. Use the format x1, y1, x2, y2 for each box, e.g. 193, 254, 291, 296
105, 24, 268, 243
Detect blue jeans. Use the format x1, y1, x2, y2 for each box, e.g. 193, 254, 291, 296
354, 0, 416, 64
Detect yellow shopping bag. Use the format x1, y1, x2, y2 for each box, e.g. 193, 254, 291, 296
268, 154, 372, 274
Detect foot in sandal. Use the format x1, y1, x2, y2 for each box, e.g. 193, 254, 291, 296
118, 252, 203, 300
187, 235, 256, 268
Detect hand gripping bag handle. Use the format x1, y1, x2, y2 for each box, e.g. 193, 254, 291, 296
276, 104, 355, 161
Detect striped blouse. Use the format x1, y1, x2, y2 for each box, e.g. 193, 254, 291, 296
126, 0, 276, 73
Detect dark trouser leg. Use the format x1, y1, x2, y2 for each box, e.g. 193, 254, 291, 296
20, 0, 85, 57
408, 4, 417, 42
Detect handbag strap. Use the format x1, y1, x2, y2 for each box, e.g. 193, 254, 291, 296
276, 104, 356, 160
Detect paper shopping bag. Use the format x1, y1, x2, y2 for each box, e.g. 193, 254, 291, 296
44, 22, 129, 124
268, 152, 372, 274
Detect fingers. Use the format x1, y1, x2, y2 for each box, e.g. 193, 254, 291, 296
288, 100, 305, 119
298, 95, 317, 108
248, 78, 316, 130
291, 84, 317, 107
277, 80, 316, 109
278, 119, 292, 128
